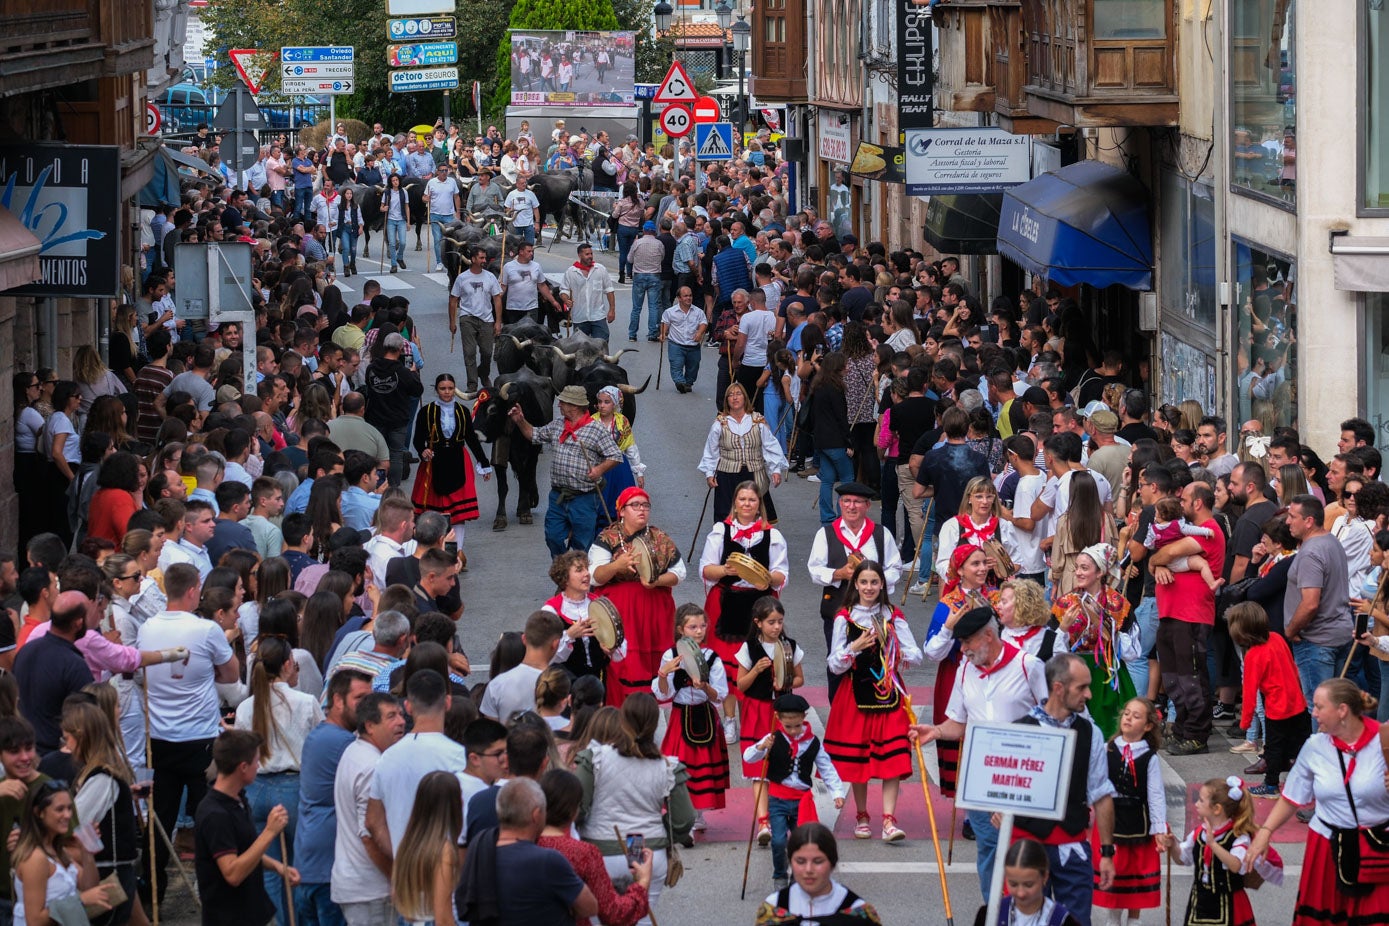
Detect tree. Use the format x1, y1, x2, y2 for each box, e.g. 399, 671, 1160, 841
487, 0, 623, 113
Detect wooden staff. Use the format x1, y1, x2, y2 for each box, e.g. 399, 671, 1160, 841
900, 497, 935, 606
1165, 825, 1173, 926
281, 831, 297, 926
947, 805, 959, 865
1344, 572, 1389, 677
902, 693, 954, 926
686, 483, 714, 562
655, 334, 665, 390
740, 750, 773, 900
141, 670, 159, 926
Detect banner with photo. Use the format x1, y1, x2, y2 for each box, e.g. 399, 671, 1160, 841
849, 141, 906, 184
510, 31, 636, 106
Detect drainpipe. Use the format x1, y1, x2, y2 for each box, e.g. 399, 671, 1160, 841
1214, 0, 1231, 418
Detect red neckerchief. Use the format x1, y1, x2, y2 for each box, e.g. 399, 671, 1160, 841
976, 642, 1021, 679
559, 413, 593, 444
1331, 718, 1381, 784
1121, 741, 1138, 785
833, 517, 876, 557
778, 720, 816, 753
546, 592, 595, 620
1013, 626, 1043, 645
1201, 821, 1234, 872
572, 260, 593, 276
728, 518, 770, 543
957, 515, 999, 544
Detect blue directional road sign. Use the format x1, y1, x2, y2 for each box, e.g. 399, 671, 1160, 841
695, 122, 734, 161
281, 46, 355, 63
634, 83, 659, 101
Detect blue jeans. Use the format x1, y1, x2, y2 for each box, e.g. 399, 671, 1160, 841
914, 500, 938, 582
247, 772, 301, 926
516, 225, 536, 245
270, 189, 285, 210
296, 882, 345, 926
575, 319, 610, 343
337, 227, 359, 264
629, 273, 663, 338
967, 809, 999, 898
429, 212, 455, 266
293, 187, 314, 221
387, 219, 407, 266
1042, 840, 1096, 926
768, 795, 800, 880
1127, 596, 1160, 697
667, 342, 701, 386
616, 224, 639, 274
765, 388, 791, 453
545, 489, 599, 557
815, 448, 855, 525
1291, 638, 1348, 731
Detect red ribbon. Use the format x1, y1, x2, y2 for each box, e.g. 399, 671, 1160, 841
1122, 742, 1137, 785
957, 515, 999, 545
1202, 821, 1233, 872
728, 518, 770, 543
1331, 718, 1381, 784
559, 413, 594, 444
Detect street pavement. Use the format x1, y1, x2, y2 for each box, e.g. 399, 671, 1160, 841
163, 226, 1308, 924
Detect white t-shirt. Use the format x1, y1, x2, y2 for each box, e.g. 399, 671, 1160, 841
450, 269, 502, 321
504, 189, 540, 228
739, 309, 776, 368
425, 177, 459, 217
369, 731, 469, 854
479, 663, 543, 723
332, 738, 391, 904
501, 259, 547, 312
1009, 472, 1049, 574
136, 610, 235, 742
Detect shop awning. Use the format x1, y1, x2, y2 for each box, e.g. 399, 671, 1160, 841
0, 208, 43, 294
923, 193, 1002, 255
996, 160, 1153, 290
1331, 236, 1389, 291
139, 145, 217, 208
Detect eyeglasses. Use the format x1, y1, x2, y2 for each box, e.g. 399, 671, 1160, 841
115, 573, 141, 582
478, 748, 507, 759
624, 502, 651, 510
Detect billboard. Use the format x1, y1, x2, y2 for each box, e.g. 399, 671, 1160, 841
510, 30, 636, 106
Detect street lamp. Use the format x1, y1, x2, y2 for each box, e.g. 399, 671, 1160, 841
716, 0, 733, 30
654, 0, 672, 32
732, 13, 750, 133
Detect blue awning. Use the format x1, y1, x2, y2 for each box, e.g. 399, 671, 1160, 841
996, 160, 1154, 290
139, 146, 216, 208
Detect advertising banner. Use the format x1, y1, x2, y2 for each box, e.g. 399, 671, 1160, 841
904, 128, 1031, 195
510, 30, 636, 106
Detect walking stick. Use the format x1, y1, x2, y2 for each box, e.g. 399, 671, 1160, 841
947, 805, 959, 865
280, 832, 297, 926
140, 670, 160, 926
740, 751, 773, 900
900, 497, 935, 606
151, 812, 200, 907
1165, 825, 1173, 926
655, 335, 665, 390
686, 483, 714, 562
902, 693, 955, 926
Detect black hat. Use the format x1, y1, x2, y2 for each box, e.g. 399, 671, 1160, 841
952, 606, 997, 640
1021, 386, 1050, 407
835, 482, 874, 499
774, 693, 810, 714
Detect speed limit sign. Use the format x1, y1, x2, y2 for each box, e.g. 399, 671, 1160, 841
145, 102, 162, 135
660, 104, 693, 138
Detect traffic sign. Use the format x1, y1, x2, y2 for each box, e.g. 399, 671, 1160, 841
388, 42, 458, 67
654, 61, 697, 104
692, 96, 720, 124
388, 67, 460, 93
387, 16, 457, 39
280, 46, 355, 63
283, 62, 355, 78
283, 78, 355, 95
695, 122, 734, 160
222, 130, 260, 172
659, 104, 693, 138
634, 83, 659, 101
211, 85, 269, 132
145, 102, 161, 134
229, 48, 277, 94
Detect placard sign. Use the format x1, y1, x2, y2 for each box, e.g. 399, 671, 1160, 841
955, 721, 1076, 820
904, 128, 1032, 196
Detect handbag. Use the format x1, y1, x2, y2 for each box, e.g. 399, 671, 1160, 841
1215, 575, 1257, 621
1328, 730, 1389, 894
662, 799, 684, 888
84, 871, 128, 919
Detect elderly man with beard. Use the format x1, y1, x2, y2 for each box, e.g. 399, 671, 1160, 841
910, 606, 1048, 896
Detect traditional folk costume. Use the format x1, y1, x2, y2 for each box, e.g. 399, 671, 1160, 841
1001, 622, 1063, 661
1175, 823, 1255, 926
972, 897, 1083, 926
652, 642, 730, 810
755, 882, 881, 925
934, 513, 1018, 587
589, 522, 685, 707
923, 543, 995, 796
1051, 548, 1137, 742
411, 397, 491, 524
1092, 738, 1166, 912
824, 603, 922, 783
735, 635, 805, 778
806, 514, 902, 649
596, 386, 646, 526
699, 517, 789, 687
542, 592, 628, 692
699, 411, 787, 524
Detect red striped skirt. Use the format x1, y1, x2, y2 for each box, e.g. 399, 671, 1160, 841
739, 695, 775, 779
600, 581, 674, 705
933, 650, 961, 797
1092, 833, 1161, 910
411, 459, 479, 522
1294, 831, 1389, 926
823, 676, 911, 784
661, 702, 729, 810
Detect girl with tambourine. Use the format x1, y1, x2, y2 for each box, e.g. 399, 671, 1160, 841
932, 476, 1020, 587
653, 602, 730, 829
700, 481, 790, 746
542, 550, 627, 695
736, 596, 805, 846
824, 560, 922, 844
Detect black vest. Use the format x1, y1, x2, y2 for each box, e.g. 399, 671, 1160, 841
766, 731, 820, 788
844, 619, 900, 712
549, 596, 611, 679
818, 523, 887, 623
1108, 741, 1155, 843
1187, 826, 1247, 926
744, 635, 799, 702
716, 523, 773, 641
91, 768, 139, 866
771, 886, 867, 925
1014, 713, 1093, 842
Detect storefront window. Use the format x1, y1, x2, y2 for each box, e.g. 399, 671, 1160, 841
1094, 0, 1165, 39
1366, 2, 1389, 209
1233, 242, 1297, 432
1365, 295, 1389, 441
1159, 174, 1217, 338
1230, 0, 1295, 207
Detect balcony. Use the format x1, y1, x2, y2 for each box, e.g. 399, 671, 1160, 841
0, 0, 152, 98
934, 0, 995, 113
991, 0, 1060, 133
751, 0, 807, 102
1019, 0, 1177, 127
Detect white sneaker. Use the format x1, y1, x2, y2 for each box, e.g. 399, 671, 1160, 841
908, 581, 929, 596
692, 812, 708, 832
723, 715, 739, 745
435, 262, 444, 271
806, 474, 821, 483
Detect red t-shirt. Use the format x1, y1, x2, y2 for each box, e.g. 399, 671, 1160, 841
86, 487, 139, 546
1153, 516, 1225, 624
1241, 633, 1306, 725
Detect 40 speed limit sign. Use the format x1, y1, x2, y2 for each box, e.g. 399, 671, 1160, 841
660, 104, 693, 138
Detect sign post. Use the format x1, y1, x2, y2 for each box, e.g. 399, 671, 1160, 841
175, 242, 256, 387
955, 722, 1077, 926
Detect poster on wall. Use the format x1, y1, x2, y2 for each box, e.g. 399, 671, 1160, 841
509, 31, 635, 106
849, 141, 906, 184
1160, 332, 1217, 415
0, 144, 121, 298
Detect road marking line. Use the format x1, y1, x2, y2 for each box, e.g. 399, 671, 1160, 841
836, 861, 1303, 877
355, 275, 415, 291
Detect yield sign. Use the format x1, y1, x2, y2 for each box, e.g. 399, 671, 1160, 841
230, 48, 278, 94
654, 61, 697, 104
692, 96, 720, 124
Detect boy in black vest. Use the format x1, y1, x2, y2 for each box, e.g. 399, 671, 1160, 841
742, 694, 847, 891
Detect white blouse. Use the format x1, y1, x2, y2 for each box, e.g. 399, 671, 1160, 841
233, 680, 325, 773
1284, 726, 1389, 839
544, 594, 629, 664
698, 413, 789, 477
827, 604, 923, 676
698, 521, 790, 593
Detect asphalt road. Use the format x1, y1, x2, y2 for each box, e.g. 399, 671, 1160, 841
161, 225, 1306, 924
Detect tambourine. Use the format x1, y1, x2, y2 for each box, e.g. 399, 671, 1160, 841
846, 552, 865, 570
588, 598, 624, 650
771, 638, 793, 691
981, 539, 1016, 577
725, 552, 772, 590
677, 636, 709, 682
629, 537, 656, 584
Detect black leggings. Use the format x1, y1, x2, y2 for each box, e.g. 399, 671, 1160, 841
1263, 711, 1312, 787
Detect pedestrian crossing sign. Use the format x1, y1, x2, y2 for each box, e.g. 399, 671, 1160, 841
695, 122, 734, 161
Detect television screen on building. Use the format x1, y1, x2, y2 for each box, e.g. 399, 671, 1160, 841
510, 31, 636, 106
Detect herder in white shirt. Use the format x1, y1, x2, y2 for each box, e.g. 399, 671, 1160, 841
560, 242, 616, 344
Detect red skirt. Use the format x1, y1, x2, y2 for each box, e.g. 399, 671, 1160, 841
933, 650, 961, 797
707, 633, 743, 705
739, 695, 775, 779
600, 580, 675, 706
1294, 831, 1389, 926
411, 458, 480, 522
661, 702, 729, 810
1092, 833, 1161, 910
823, 675, 911, 784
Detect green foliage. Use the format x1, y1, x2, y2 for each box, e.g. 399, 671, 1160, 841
298, 119, 370, 150
487, 0, 625, 113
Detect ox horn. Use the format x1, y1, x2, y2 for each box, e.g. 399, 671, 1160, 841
602, 349, 636, 364
549, 345, 578, 363
617, 375, 653, 396
499, 383, 513, 401
508, 336, 533, 350
458, 390, 480, 401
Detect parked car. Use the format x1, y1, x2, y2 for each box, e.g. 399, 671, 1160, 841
157, 83, 322, 134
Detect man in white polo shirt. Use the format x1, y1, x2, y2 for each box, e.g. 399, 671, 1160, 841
448, 246, 503, 393
136, 562, 240, 902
